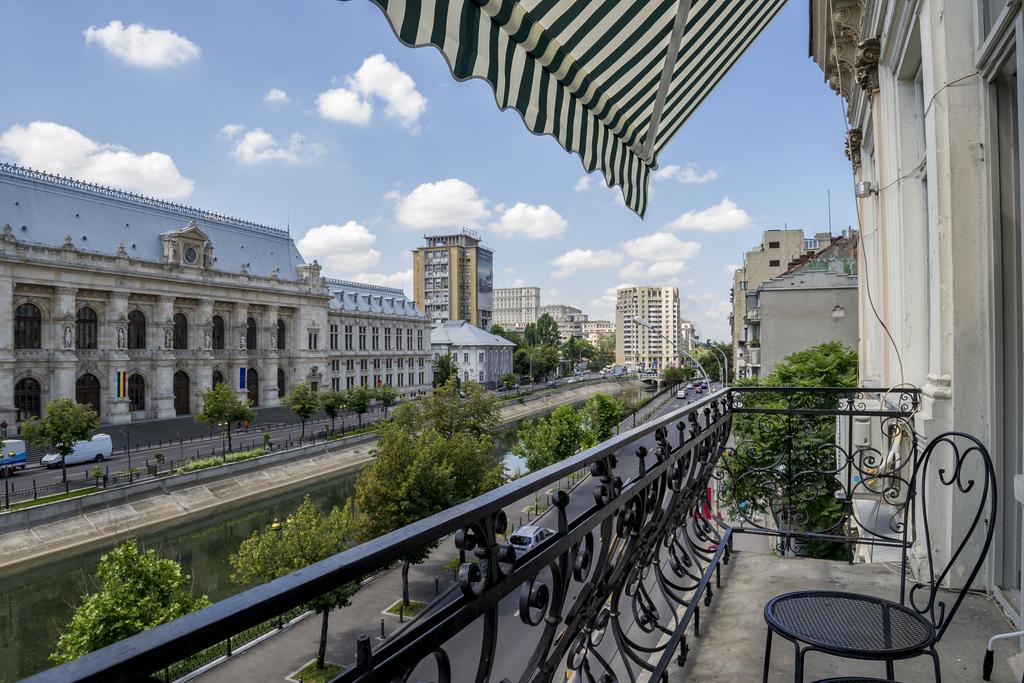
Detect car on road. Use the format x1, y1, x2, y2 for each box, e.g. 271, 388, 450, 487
545, 381, 556, 388
0, 439, 27, 472
676, 389, 687, 399
41, 434, 114, 468
694, 385, 703, 394
508, 525, 555, 558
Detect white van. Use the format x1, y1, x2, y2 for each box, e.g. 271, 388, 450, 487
41, 434, 113, 468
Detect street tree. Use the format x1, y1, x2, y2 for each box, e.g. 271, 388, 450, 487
581, 393, 624, 446
499, 371, 518, 389
195, 382, 256, 452
50, 541, 209, 663
534, 313, 561, 347
374, 384, 399, 418
432, 353, 458, 387
560, 337, 593, 373
661, 366, 694, 389
282, 384, 320, 440
587, 335, 616, 372
22, 398, 100, 483
420, 378, 499, 437
489, 324, 523, 346
514, 344, 559, 381
319, 389, 349, 435
230, 497, 359, 672
346, 385, 373, 427
513, 404, 586, 472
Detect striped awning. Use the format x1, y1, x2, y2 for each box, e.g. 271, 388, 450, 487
358, 0, 786, 216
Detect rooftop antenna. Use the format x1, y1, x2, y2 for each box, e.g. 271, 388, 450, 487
827, 189, 833, 236
286, 209, 290, 236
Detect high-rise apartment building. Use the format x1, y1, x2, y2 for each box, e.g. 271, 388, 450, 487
412, 230, 493, 329
493, 286, 540, 330
614, 286, 682, 371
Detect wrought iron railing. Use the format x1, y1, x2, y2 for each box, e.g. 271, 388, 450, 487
24, 387, 928, 683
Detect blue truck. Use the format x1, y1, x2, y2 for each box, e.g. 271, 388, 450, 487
0, 439, 27, 472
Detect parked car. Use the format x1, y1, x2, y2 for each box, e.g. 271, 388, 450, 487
508, 526, 556, 558
41, 434, 113, 468
0, 439, 27, 472
546, 381, 556, 388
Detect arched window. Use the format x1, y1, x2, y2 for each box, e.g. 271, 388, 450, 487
277, 368, 286, 398
172, 313, 188, 350
127, 374, 145, 411
76, 307, 98, 350
13, 377, 41, 419
173, 371, 190, 415
212, 370, 224, 387
127, 310, 146, 349
246, 317, 257, 350
14, 303, 42, 349
76, 373, 101, 414
479, 370, 484, 383
277, 319, 286, 350
247, 368, 259, 406
212, 315, 225, 350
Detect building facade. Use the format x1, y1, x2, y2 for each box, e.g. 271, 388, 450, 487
540, 304, 588, 342
326, 280, 433, 395
582, 319, 614, 344
810, 0, 1024, 638
430, 320, 515, 388
614, 286, 682, 371
493, 286, 540, 330
412, 230, 493, 329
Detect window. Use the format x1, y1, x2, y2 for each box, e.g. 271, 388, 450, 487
344, 325, 353, 350
346, 377, 354, 389
360, 359, 368, 370
213, 370, 224, 387
478, 352, 484, 363
13, 377, 41, 419
330, 323, 339, 351
277, 319, 286, 350
479, 370, 484, 382
417, 329, 423, 350
769, 260, 780, 267
246, 317, 257, 350
463, 352, 469, 363
212, 315, 225, 350
384, 328, 391, 350
373, 359, 380, 370
398, 358, 404, 368
360, 376, 368, 387
385, 358, 392, 369
127, 374, 145, 411
768, 241, 780, 249
418, 371, 424, 385
358, 326, 366, 350
372, 327, 379, 350
464, 371, 469, 382
386, 373, 392, 386
76, 307, 98, 350
331, 359, 340, 372
75, 373, 101, 414
407, 329, 413, 349
332, 377, 340, 390
308, 331, 319, 350
14, 303, 42, 349
278, 368, 286, 398
346, 359, 354, 371
173, 313, 188, 350
398, 374, 404, 387
397, 328, 403, 350
128, 310, 146, 349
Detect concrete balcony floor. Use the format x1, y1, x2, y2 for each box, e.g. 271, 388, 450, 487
674, 545, 1019, 682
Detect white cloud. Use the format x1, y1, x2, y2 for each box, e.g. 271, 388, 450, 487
490, 202, 567, 239
220, 124, 243, 139
382, 189, 402, 201
652, 163, 718, 184
317, 54, 426, 130
590, 282, 636, 319
617, 232, 701, 280
351, 270, 414, 295
723, 263, 741, 274
296, 221, 381, 275
503, 266, 517, 274
549, 249, 622, 279
395, 178, 489, 229
316, 87, 373, 126
619, 260, 684, 279
227, 127, 323, 165
575, 176, 592, 192
696, 300, 733, 341
666, 198, 751, 232
263, 88, 290, 105
0, 121, 193, 199
83, 20, 199, 68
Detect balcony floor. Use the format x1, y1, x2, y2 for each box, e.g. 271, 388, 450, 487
675, 545, 1019, 682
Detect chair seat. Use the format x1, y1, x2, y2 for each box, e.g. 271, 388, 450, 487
765, 590, 935, 657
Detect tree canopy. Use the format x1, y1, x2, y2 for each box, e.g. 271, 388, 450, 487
22, 398, 100, 480
319, 389, 349, 434
432, 353, 457, 387
374, 384, 399, 418
346, 385, 373, 426
533, 313, 562, 347
580, 393, 625, 446
282, 384, 320, 439
513, 404, 586, 472
195, 383, 256, 451
419, 378, 499, 438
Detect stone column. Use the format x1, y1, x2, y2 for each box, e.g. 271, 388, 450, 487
231, 302, 250, 403
195, 299, 214, 404
0, 276, 15, 425
263, 305, 280, 407
52, 286, 78, 404
105, 291, 130, 424
153, 295, 176, 419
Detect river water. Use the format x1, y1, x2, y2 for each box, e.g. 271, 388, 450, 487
0, 387, 644, 681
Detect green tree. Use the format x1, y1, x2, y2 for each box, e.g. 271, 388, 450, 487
662, 366, 694, 389
346, 385, 373, 427
723, 342, 858, 559
22, 398, 100, 483
195, 383, 256, 452
560, 337, 593, 373
432, 353, 458, 387
693, 342, 732, 384
50, 541, 209, 663
230, 498, 359, 671
282, 384, 320, 440
498, 371, 519, 389
374, 384, 399, 418
581, 393, 624, 447
515, 344, 559, 381
620, 389, 644, 427
513, 404, 586, 472
319, 389, 349, 435
489, 324, 523, 346
587, 335, 616, 372
420, 378, 499, 438
534, 313, 561, 347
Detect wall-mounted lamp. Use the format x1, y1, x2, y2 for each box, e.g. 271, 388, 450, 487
854, 181, 876, 198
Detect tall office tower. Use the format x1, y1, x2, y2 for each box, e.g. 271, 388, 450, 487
614, 286, 682, 371
412, 229, 493, 328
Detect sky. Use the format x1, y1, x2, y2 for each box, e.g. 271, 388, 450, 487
0, 0, 856, 341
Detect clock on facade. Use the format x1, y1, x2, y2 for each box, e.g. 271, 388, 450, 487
183, 246, 198, 265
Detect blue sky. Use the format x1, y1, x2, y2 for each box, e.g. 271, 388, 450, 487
0, 0, 855, 340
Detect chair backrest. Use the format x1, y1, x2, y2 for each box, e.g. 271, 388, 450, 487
902, 431, 997, 641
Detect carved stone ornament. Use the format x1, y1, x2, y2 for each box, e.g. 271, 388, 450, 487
63, 326, 73, 349
855, 38, 881, 91
203, 328, 212, 350
825, 0, 862, 100
117, 326, 126, 349
239, 331, 246, 350
1, 224, 14, 242
63, 234, 75, 249
115, 243, 129, 258
844, 128, 863, 168
164, 328, 173, 349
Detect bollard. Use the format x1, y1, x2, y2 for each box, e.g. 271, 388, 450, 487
399, 604, 404, 622
356, 634, 372, 671
379, 619, 385, 640
32, 478, 37, 500
435, 578, 439, 595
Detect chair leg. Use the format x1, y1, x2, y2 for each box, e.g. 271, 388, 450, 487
762, 628, 773, 683
929, 647, 941, 683
886, 659, 895, 680
794, 643, 805, 683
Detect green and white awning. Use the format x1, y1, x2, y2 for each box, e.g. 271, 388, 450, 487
359, 0, 786, 216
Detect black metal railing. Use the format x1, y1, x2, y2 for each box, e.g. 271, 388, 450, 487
24, 387, 930, 683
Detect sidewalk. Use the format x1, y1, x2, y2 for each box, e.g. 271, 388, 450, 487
191, 387, 678, 682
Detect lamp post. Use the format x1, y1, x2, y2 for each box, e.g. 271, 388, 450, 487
271, 518, 284, 629
119, 425, 132, 483
628, 316, 711, 387
700, 340, 730, 386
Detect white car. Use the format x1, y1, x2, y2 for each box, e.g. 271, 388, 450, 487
676, 389, 687, 399
41, 434, 113, 468
508, 526, 555, 558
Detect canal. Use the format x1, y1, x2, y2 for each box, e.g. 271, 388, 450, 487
0, 386, 646, 681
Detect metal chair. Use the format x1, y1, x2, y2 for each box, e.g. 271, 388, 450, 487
761, 431, 997, 683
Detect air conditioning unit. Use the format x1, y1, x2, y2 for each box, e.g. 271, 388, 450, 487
835, 399, 913, 505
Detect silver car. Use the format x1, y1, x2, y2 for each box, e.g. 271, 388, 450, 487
508, 526, 555, 558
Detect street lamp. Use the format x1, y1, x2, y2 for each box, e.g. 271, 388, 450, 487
628, 316, 711, 386
119, 425, 132, 483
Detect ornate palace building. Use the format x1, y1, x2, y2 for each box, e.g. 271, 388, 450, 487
0, 163, 429, 426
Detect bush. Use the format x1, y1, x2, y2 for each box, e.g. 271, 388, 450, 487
174, 448, 267, 474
